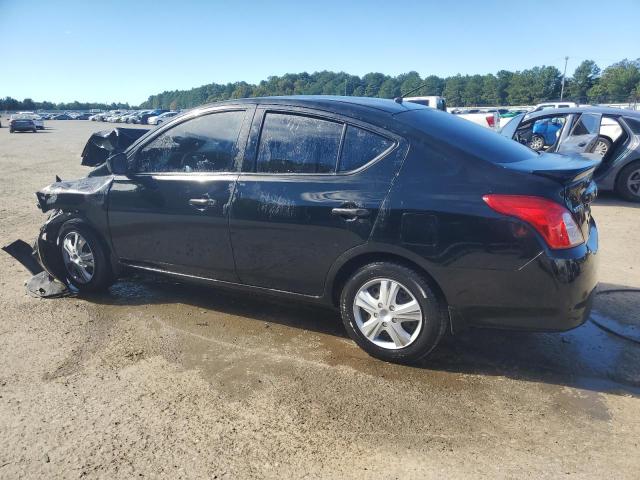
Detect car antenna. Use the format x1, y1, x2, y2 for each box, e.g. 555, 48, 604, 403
394, 83, 428, 104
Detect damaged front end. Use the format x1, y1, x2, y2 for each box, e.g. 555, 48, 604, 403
33, 176, 115, 283
32, 126, 147, 284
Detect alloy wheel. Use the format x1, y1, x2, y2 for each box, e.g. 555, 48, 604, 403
529, 136, 544, 151
61, 231, 95, 284
593, 139, 609, 157
353, 278, 423, 350
627, 168, 640, 197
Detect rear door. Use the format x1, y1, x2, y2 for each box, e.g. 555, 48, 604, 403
228, 107, 407, 296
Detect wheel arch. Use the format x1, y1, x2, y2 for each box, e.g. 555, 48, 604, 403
38, 211, 119, 281
325, 245, 449, 308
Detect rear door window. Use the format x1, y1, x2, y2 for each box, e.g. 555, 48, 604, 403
338, 126, 394, 172
256, 113, 343, 174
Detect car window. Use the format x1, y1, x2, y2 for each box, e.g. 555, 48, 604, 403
571, 114, 600, 136
135, 110, 245, 173
338, 126, 393, 172
624, 117, 640, 134
256, 113, 343, 174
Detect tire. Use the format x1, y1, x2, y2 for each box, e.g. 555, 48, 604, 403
9, 129, 14, 133
593, 136, 612, 157
57, 220, 114, 292
528, 134, 545, 151
339, 262, 448, 363
33, 128, 37, 133
615, 161, 640, 203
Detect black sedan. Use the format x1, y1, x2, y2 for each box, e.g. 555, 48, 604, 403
33, 96, 598, 363
9, 115, 37, 133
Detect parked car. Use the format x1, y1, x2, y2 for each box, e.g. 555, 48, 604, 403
9, 115, 37, 132
532, 101, 578, 112
453, 109, 500, 130
74, 113, 92, 120
500, 106, 640, 201
51, 113, 72, 120
148, 111, 179, 125
138, 109, 168, 125
403, 96, 447, 111
33, 96, 598, 363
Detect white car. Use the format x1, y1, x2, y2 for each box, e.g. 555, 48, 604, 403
532, 102, 578, 112
148, 111, 179, 125
404, 96, 447, 111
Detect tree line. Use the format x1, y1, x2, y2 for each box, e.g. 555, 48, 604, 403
2, 59, 639, 112
139, 59, 640, 110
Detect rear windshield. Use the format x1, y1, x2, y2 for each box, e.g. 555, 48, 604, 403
396, 109, 538, 164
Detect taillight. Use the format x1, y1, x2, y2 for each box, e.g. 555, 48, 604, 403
486, 115, 495, 128
483, 194, 584, 249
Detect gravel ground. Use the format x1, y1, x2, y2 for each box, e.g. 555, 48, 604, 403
1, 119, 639, 479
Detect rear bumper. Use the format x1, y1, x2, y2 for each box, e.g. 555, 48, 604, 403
10, 124, 36, 131
451, 220, 598, 332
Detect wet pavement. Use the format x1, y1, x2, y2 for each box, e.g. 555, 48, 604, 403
1, 120, 639, 478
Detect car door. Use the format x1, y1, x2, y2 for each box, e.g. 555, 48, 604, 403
228, 107, 407, 296
554, 112, 602, 155
107, 107, 252, 281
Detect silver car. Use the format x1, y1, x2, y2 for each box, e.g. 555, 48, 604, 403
500, 107, 640, 202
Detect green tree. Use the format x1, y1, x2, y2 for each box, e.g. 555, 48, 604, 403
568, 60, 600, 103
598, 60, 640, 102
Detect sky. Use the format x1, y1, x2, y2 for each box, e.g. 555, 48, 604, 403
1, 0, 638, 105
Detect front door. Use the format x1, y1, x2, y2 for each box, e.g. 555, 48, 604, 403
229, 108, 406, 296
108, 108, 251, 281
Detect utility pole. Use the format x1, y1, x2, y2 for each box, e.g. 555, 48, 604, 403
560, 56, 569, 100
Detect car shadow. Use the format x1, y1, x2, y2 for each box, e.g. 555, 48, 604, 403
81, 274, 640, 397
595, 191, 640, 209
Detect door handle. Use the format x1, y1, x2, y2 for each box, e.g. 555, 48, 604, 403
189, 197, 216, 208
331, 207, 370, 219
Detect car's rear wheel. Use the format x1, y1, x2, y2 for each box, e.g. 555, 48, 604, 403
593, 136, 612, 157
340, 262, 448, 363
57, 221, 113, 292
528, 134, 545, 151
616, 161, 640, 202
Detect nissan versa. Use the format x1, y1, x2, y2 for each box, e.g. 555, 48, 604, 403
33, 96, 599, 363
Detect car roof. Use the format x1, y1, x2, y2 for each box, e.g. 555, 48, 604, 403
204, 95, 425, 116
526, 106, 640, 119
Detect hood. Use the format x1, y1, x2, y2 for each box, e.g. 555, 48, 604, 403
80, 127, 148, 166
35, 176, 113, 213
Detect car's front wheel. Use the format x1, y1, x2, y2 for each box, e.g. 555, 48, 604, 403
57, 221, 114, 292
340, 262, 448, 363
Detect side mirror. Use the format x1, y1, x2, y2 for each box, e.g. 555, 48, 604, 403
106, 152, 129, 175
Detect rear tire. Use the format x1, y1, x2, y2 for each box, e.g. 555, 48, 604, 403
615, 161, 640, 202
340, 262, 448, 363
57, 221, 114, 292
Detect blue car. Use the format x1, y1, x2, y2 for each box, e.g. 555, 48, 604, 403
529, 117, 564, 150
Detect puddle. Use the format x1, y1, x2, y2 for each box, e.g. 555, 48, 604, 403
77, 275, 640, 396
591, 289, 640, 343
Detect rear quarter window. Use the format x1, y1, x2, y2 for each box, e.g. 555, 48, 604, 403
339, 126, 394, 172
